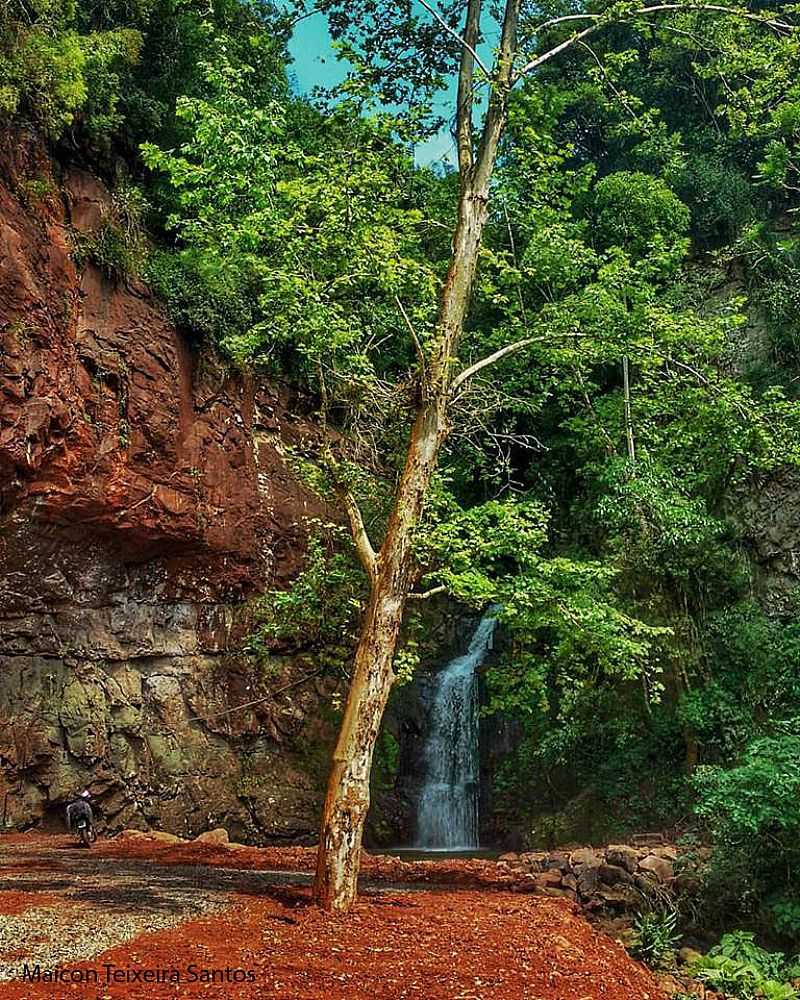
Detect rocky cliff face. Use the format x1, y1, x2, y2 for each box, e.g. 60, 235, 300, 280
0, 131, 337, 840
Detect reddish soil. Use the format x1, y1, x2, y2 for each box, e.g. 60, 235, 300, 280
0, 835, 666, 999
0, 887, 663, 1000
0, 891, 60, 916
94, 838, 531, 891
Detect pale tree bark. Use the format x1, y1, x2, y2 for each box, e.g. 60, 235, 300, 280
622, 355, 636, 473
314, 0, 521, 912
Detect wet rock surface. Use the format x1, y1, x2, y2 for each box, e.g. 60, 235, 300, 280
0, 132, 337, 839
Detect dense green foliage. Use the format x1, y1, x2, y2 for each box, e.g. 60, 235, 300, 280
690, 932, 800, 999
6, 0, 800, 943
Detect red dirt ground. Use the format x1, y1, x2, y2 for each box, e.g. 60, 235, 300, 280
94, 838, 536, 890
0, 891, 61, 916
0, 835, 666, 1000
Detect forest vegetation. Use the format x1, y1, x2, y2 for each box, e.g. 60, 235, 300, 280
3, 0, 800, 973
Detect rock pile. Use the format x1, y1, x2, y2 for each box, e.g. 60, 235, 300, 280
497, 842, 700, 913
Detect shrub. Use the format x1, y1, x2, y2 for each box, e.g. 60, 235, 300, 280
243, 526, 365, 669
630, 908, 681, 969
690, 932, 799, 1000
693, 721, 800, 936
71, 181, 149, 277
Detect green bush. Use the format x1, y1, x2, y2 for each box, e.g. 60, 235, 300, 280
243, 526, 365, 669
771, 899, 800, 940
71, 181, 149, 277
144, 248, 258, 349
690, 932, 800, 1000
0, 0, 144, 138
592, 171, 690, 272
674, 148, 756, 246
694, 724, 800, 936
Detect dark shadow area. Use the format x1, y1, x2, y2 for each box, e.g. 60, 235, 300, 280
1, 848, 314, 916
0, 841, 513, 926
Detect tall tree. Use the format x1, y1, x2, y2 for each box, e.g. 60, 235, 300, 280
142, 0, 797, 913
309, 0, 796, 912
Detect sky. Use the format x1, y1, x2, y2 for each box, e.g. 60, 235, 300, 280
287, 12, 461, 167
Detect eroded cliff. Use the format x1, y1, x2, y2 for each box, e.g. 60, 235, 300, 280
0, 131, 336, 839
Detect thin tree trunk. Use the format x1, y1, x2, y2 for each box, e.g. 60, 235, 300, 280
314, 189, 490, 912
622, 355, 636, 473
313, 585, 406, 910
314, 0, 520, 914
314, 398, 447, 911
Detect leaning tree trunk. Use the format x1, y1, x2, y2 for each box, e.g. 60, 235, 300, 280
314, 185, 493, 913
314, 397, 447, 911
313, 0, 517, 903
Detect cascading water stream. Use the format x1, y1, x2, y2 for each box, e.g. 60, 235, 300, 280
415, 610, 498, 850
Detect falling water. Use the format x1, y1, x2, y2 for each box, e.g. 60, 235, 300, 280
415, 610, 498, 850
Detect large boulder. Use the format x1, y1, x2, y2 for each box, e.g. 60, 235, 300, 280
571, 847, 601, 868
577, 864, 602, 896
599, 863, 634, 886
606, 844, 639, 874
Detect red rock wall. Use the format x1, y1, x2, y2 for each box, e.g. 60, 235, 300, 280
0, 131, 336, 838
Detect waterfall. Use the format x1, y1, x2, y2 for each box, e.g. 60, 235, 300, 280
415, 610, 498, 850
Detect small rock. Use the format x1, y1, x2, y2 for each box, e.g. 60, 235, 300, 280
607, 844, 639, 873
545, 852, 572, 872
571, 848, 601, 868
639, 854, 674, 882
534, 870, 563, 889
194, 828, 229, 846
679, 946, 703, 967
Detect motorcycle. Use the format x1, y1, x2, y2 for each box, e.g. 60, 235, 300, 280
75, 816, 97, 848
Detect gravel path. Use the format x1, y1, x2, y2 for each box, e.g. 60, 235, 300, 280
0, 838, 309, 982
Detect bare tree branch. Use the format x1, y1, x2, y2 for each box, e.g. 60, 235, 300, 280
340, 484, 378, 582
317, 361, 378, 582
451, 337, 537, 394
415, 0, 490, 78
394, 294, 427, 390
516, 4, 794, 80
533, 4, 793, 34
407, 584, 448, 600
577, 39, 641, 121
516, 22, 606, 77
450, 332, 589, 394
187, 668, 326, 723
474, 0, 520, 190
451, 0, 484, 172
